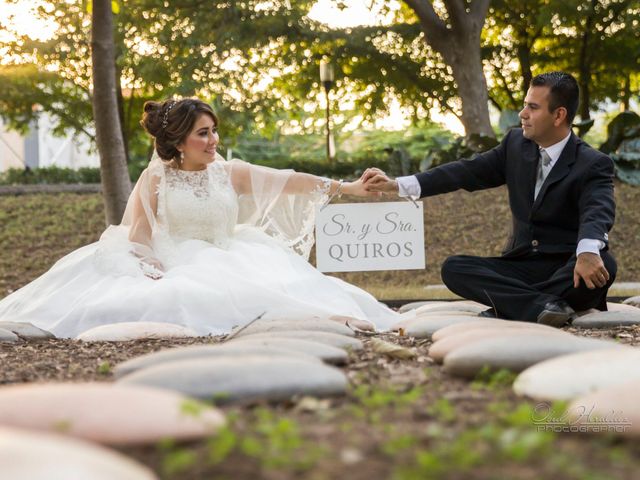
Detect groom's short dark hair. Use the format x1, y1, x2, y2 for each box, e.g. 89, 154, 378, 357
531, 72, 579, 125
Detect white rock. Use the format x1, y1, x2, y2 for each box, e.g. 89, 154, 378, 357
428, 327, 571, 364
431, 319, 561, 342
0, 383, 225, 445
567, 380, 640, 437
221, 337, 349, 363
76, 322, 199, 341
514, 347, 640, 401
623, 295, 640, 308
0, 327, 19, 343
414, 302, 485, 315
118, 355, 348, 404
229, 331, 363, 351
402, 315, 486, 339
443, 335, 620, 379
0, 426, 157, 479
114, 341, 335, 378
571, 310, 640, 329
398, 301, 448, 313
0, 322, 54, 340
607, 302, 640, 312
230, 319, 355, 338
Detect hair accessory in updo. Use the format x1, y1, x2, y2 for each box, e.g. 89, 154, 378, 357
161, 101, 177, 129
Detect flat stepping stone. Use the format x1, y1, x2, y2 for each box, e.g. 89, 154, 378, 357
329, 315, 376, 332
431, 319, 560, 342
398, 301, 448, 313
76, 322, 199, 341
0, 328, 19, 343
390, 310, 475, 331
414, 302, 485, 315
403, 315, 486, 339
571, 310, 640, 329
0, 322, 54, 340
443, 335, 620, 379
220, 337, 348, 363
114, 341, 335, 378
229, 331, 363, 351
513, 348, 640, 401
118, 355, 348, 404
606, 302, 639, 312
0, 426, 157, 479
0, 383, 224, 446
230, 319, 355, 338
567, 380, 640, 437
623, 295, 640, 308
429, 328, 572, 364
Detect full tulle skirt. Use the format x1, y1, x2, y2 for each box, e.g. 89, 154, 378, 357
0, 228, 400, 338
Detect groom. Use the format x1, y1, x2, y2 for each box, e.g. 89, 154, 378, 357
363, 72, 616, 327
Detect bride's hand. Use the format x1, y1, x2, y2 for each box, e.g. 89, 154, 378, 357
140, 258, 165, 280
342, 179, 383, 198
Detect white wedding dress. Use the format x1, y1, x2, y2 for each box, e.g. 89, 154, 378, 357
0, 157, 400, 338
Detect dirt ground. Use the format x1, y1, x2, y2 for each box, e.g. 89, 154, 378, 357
2, 186, 640, 478
1, 326, 639, 480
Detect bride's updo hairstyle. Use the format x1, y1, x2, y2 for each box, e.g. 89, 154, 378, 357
140, 98, 218, 162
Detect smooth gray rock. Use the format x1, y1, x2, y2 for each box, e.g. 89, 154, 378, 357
398, 301, 447, 314
0, 328, 19, 343
431, 319, 560, 342
228, 331, 363, 351
118, 355, 348, 404
514, 348, 640, 401
567, 380, 640, 437
443, 335, 621, 379
414, 302, 485, 315
404, 315, 486, 339
230, 319, 355, 338
0, 322, 54, 340
77, 322, 199, 341
0, 383, 225, 446
114, 342, 333, 378
622, 295, 640, 308
429, 328, 571, 364
571, 310, 640, 329
220, 338, 348, 364
0, 426, 158, 479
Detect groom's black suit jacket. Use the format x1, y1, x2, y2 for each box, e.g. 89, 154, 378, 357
415, 128, 615, 258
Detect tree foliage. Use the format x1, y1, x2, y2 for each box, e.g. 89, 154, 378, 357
0, 0, 637, 162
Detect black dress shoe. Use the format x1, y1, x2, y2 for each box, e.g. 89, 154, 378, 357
536, 300, 576, 328
479, 308, 498, 318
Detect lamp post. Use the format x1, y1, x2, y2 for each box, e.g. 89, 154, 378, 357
319, 60, 335, 163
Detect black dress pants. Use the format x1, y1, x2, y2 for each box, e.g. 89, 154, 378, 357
440, 251, 617, 322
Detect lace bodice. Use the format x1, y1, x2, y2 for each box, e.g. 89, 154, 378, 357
158, 162, 238, 248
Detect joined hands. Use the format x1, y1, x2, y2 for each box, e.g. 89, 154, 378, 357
359, 168, 400, 195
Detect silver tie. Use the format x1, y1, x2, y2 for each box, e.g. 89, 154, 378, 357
534, 149, 552, 199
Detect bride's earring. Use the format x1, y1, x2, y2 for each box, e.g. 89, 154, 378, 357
178, 151, 184, 164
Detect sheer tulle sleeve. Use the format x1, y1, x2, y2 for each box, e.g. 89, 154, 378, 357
94, 158, 167, 278
225, 158, 330, 259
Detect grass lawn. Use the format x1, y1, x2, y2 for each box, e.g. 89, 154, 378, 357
2, 182, 639, 300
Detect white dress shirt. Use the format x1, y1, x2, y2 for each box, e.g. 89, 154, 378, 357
396, 132, 605, 256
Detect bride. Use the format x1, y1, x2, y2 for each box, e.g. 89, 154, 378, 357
0, 98, 400, 337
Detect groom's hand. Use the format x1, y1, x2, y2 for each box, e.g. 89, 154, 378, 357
363, 171, 399, 194
573, 252, 609, 289
361, 167, 386, 184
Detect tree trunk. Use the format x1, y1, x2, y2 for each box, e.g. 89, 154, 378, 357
621, 73, 630, 111
517, 41, 533, 99
578, 0, 598, 122
403, 0, 495, 144
91, 0, 131, 225
116, 62, 130, 163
